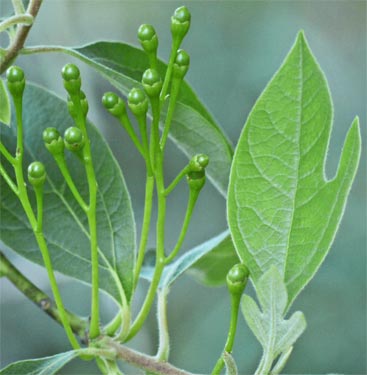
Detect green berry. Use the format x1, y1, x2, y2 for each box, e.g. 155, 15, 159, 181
128, 88, 148, 117
67, 91, 88, 118
142, 69, 162, 97
138, 24, 158, 53
173, 49, 190, 79
171, 6, 191, 42
64, 127, 85, 151
186, 170, 206, 192
61, 63, 81, 95
6, 66, 25, 98
43, 127, 64, 155
226, 263, 249, 296
102, 92, 126, 117
28, 161, 46, 187
189, 154, 209, 172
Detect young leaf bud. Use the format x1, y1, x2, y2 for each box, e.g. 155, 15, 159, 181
142, 69, 162, 97
6, 66, 25, 98
226, 263, 249, 296
64, 127, 85, 152
43, 127, 64, 155
128, 88, 148, 117
171, 6, 191, 43
61, 63, 81, 96
138, 24, 159, 53
189, 153, 209, 172
28, 161, 46, 187
173, 49, 190, 79
102, 92, 127, 117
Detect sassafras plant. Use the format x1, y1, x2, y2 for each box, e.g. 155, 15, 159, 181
0, 2, 361, 374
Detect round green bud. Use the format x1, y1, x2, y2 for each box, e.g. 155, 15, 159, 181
138, 24, 158, 53
226, 263, 249, 296
43, 127, 64, 155
189, 153, 209, 172
142, 69, 162, 97
186, 170, 206, 192
102, 92, 126, 117
173, 49, 190, 79
61, 63, 81, 95
6, 66, 25, 97
28, 161, 46, 187
64, 127, 85, 152
171, 6, 191, 42
128, 88, 148, 116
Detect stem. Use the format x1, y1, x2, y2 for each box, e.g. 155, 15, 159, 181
134, 175, 154, 288
149, 96, 160, 173
12, 0, 26, 14
118, 113, 145, 157
0, 163, 18, 194
159, 40, 180, 110
165, 189, 199, 264
0, 251, 88, 341
53, 154, 88, 212
0, 0, 43, 74
0, 142, 16, 165
137, 114, 153, 176
160, 77, 181, 151
156, 287, 170, 361
211, 294, 241, 375
105, 312, 122, 336
34, 184, 43, 232
0, 14, 34, 33
164, 165, 189, 196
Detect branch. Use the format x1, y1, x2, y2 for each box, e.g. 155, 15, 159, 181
0, 251, 89, 343
102, 338, 196, 375
0, 0, 43, 74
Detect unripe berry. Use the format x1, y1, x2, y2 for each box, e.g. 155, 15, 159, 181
6, 66, 25, 98
28, 161, 46, 187
43, 127, 64, 155
138, 24, 159, 53
64, 127, 85, 152
189, 154, 209, 172
128, 88, 148, 117
102, 92, 126, 117
67, 91, 88, 118
61, 64, 81, 95
142, 69, 162, 97
226, 263, 249, 296
173, 49, 190, 79
171, 6, 191, 42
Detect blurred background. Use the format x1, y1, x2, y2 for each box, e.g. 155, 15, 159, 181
0, 1, 366, 374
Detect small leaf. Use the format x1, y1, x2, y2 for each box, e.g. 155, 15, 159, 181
0, 78, 11, 126
241, 267, 306, 374
0, 350, 79, 375
188, 231, 239, 286
59, 41, 233, 196
0, 84, 136, 304
270, 346, 293, 375
228, 31, 361, 306
140, 230, 230, 288
223, 352, 238, 375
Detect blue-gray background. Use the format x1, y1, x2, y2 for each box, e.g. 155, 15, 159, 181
0, 1, 366, 374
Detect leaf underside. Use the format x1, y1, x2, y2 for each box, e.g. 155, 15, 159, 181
228, 31, 361, 306
0, 78, 11, 126
62, 41, 234, 197
0, 84, 136, 304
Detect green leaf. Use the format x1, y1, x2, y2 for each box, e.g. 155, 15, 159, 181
0, 84, 136, 304
227, 31, 361, 306
58, 41, 233, 196
241, 267, 306, 375
0, 78, 11, 126
140, 230, 230, 288
0, 350, 79, 375
188, 231, 239, 286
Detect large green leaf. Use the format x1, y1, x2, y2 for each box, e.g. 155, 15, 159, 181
0, 351, 79, 375
0, 84, 136, 304
55, 41, 233, 196
241, 267, 306, 375
227, 32, 361, 306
